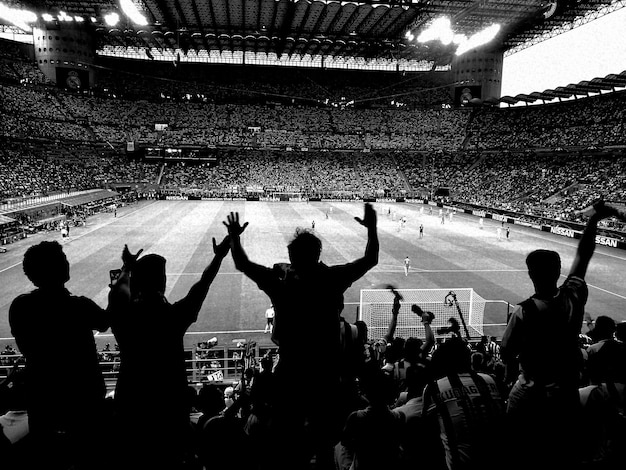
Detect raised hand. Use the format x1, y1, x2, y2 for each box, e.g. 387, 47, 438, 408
223, 212, 249, 237
592, 200, 621, 221
212, 235, 231, 258
354, 203, 377, 229
122, 244, 143, 269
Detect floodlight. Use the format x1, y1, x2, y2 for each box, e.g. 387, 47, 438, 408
120, 0, 148, 26
90, 16, 97, 23
58, 11, 73, 22
104, 12, 119, 26
0, 4, 37, 32
74, 16, 84, 22
42, 13, 54, 22
456, 24, 501, 56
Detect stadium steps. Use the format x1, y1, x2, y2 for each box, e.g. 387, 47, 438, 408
157, 163, 166, 184
468, 153, 487, 171
389, 154, 412, 191
543, 181, 581, 204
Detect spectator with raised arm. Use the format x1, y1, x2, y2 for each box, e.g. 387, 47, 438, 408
501, 200, 620, 469
108, 236, 230, 469
223, 204, 378, 470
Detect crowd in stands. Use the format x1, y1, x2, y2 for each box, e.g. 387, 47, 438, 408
0, 140, 159, 199
160, 151, 406, 196
1, 36, 625, 231
470, 91, 626, 150
3, 202, 626, 470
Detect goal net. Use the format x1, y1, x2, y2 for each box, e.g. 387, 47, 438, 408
359, 288, 486, 340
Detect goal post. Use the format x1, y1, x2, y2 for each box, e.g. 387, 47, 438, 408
359, 288, 486, 340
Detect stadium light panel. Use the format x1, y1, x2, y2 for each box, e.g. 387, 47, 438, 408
58, 11, 73, 22
120, 0, 148, 26
0, 3, 37, 32
456, 24, 501, 56
42, 13, 54, 22
104, 12, 120, 26
410, 16, 500, 55
74, 16, 84, 22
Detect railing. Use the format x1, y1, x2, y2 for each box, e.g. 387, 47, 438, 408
0, 344, 280, 390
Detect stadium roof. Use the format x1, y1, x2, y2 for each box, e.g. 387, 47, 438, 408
5, 0, 625, 65
498, 69, 626, 104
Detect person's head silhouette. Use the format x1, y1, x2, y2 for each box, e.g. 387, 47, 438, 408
23, 241, 70, 289
132, 253, 167, 297
526, 249, 561, 295
287, 228, 322, 271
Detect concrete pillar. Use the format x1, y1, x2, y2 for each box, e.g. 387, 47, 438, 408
32, 20, 96, 88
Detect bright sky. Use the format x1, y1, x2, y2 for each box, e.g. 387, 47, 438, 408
501, 7, 626, 98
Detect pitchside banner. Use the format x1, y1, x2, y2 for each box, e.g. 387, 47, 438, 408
540, 225, 624, 249
466, 207, 625, 250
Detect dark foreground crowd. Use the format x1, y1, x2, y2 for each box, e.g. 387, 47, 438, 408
1, 202, 625, 470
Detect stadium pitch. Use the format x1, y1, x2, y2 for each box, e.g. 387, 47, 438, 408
1, 199, 625, 349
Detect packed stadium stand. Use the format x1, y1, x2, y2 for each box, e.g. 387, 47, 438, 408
1, 0, 626, 467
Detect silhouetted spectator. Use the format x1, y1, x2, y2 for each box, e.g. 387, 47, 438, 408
108, 237, 230, 469
335, 368, 403, 470
224, 204, 378, 470
8, 241, 109, 470
424, 338, 505, 469
0, 361, 31, 470
501, 201, 620, 469
586, 315, 626, 384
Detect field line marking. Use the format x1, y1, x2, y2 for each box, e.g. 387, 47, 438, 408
0, 261, 21, 274
586, 283, 626, 301
167, 268, 528, 276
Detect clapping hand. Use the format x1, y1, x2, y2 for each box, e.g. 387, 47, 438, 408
122, 244, 143, 269
213, 235, 231, 258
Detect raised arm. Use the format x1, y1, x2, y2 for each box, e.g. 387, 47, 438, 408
335, 203, 379, 284
354, 203, 379, 270
569, 201, 620, 279
176, 236, 231, 317
383, 293, 401, 344
223, 212, 272, 284
411, 304, 435, 358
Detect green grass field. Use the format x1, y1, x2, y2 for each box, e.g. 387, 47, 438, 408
1, 200, 625, 351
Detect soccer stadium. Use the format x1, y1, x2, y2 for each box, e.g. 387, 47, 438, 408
0, 0, 625, 468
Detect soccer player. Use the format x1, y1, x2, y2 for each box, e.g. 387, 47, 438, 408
419, 224, 424, 239
496, 227, 502, 240
479, 217, 484, 229
265, 304, 275, 334
506, 226, 510, 240
404, 256, 410, 276
312, 220, 315, 230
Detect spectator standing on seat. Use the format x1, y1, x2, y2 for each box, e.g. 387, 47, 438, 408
223, 203, 378, 470
108, 236, 230, 469
9, 241, 109, 470
501, 200, 620, 469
